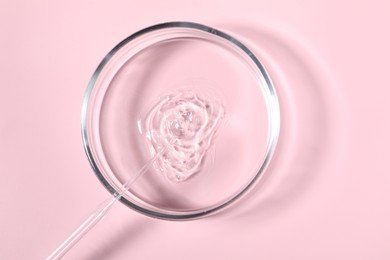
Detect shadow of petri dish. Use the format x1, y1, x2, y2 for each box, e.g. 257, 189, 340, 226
218, 22, 341, 220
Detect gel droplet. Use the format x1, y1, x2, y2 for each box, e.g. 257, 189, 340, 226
142, 89, 225, 182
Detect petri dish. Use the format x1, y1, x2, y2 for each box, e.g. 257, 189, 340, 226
81, 21, 280, 220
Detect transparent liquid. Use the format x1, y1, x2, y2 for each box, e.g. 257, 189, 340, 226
98, 38, 270, 211
142, 89, 226, 182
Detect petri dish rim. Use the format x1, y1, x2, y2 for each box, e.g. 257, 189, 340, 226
81, 21, 280, 220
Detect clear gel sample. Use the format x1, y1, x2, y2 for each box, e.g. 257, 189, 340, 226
142, 89, 226, 182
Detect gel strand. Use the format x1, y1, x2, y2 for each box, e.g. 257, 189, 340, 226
142, 89, 226, 182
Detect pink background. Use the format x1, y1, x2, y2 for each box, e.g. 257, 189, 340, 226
1, 0, 389, 259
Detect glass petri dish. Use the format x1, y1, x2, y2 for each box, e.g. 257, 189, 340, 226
81, 21, 280, 220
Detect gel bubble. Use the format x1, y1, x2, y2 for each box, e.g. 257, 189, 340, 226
142, 89, 226, 182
